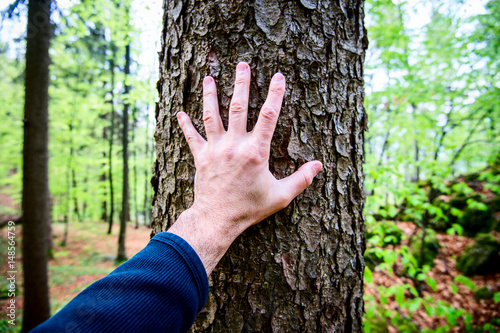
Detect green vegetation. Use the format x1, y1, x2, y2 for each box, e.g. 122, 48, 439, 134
363, 0, 499, 331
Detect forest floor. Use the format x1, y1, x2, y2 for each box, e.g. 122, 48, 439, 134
0, 221, 150, 330
365, 222, 500, 332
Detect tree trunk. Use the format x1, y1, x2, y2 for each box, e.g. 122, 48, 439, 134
100, 124, 108, 222
107, 45, 116, 235
21, 0, 52, 331
152, 1, 368, 331
117, 42, 131, 261
132, 106, 139, 229
71, 168, 81, 221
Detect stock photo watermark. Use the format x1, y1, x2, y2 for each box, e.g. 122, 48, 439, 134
5, 220, 17, 326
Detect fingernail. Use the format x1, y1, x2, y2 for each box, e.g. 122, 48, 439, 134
314, 162, 323, 174
203, 76, 213, 85
177, 112, 184, 120
237, 62, 249, 72
274, 73, 284, 82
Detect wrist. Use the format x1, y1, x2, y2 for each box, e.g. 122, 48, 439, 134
167, 207, 240, 276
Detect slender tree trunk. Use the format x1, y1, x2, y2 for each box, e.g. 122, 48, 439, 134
144, 109, 151, 227
107, 47, 116, 235
61, 122, 74, 247
132, 106, 139, 229
21, 0, 52, 330
117, 42, 131, 261
152, 1, 368, 331
100, 125, 108, 222
81, 168, 88, 220
71, 168, 81, 221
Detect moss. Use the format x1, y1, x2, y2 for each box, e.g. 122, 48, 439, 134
410, 229, 439, 268
474, 286, 494, 301
456, 233, 500, 276
459, 205, 494, 236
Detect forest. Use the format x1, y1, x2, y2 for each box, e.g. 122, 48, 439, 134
0, 0, 499, 332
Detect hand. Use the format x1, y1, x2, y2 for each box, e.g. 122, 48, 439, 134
168, 62, 322, 275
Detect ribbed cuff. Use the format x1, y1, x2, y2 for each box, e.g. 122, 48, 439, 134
151, 232, 209, 313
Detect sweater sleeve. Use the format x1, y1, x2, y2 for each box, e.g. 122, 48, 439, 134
30, 232, 209, 333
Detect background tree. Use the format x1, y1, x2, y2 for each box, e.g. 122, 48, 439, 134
117, 41, 131, 262
151, 0, 368, 331
21, 0, 52, 331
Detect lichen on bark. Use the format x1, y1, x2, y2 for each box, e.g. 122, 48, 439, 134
152, 0, 368, 331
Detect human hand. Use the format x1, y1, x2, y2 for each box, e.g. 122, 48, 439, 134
169, 62, 322, 275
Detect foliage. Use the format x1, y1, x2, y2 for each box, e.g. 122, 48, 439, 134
366, 220, 404, 247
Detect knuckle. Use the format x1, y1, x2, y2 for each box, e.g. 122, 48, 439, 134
302, 172, 313, 188
235, 76, 248, 85
230, 99, 246, 114
196, 155, 209, 170
243, 147, 265, 164
261, 105, 279, 121
185, 131, 196, 144
203, 109, 214, 123
222, 146, 236, 160
270, 82, 285, 95
203, 89, 216, 98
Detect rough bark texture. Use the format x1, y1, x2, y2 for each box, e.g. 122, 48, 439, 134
152, 0, 368, 331
21, 0, 52, 331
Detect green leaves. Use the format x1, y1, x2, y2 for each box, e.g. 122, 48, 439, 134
454, 275, 477, 292
494, 292, 500, 304
364, 266, 373, 284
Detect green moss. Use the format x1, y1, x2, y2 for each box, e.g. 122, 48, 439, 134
456, 233, 500, 276
410, 229, 439, 267
474, 286, 494, 301
459, 205, 494, 236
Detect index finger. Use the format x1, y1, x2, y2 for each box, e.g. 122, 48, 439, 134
252, 72, 286, 146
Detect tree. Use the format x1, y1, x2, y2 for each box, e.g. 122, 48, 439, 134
21, 0, 52, 331
117, 41, 131, 261
151, 0, 368, 331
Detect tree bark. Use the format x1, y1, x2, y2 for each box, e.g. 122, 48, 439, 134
21, 0, 52, 331
117, 42, 131, 261
152, 0, 368, 331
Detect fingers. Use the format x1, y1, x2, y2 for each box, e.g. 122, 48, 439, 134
277, 161, 322, 206
253, 73, 286, 147
203, 76, 224, 141
177, 112, 205, 156
228, 62, 251, 135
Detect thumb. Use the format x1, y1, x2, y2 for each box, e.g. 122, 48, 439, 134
278, 161, 322, 204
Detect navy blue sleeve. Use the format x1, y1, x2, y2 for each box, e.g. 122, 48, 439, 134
30, 232, 209, 333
